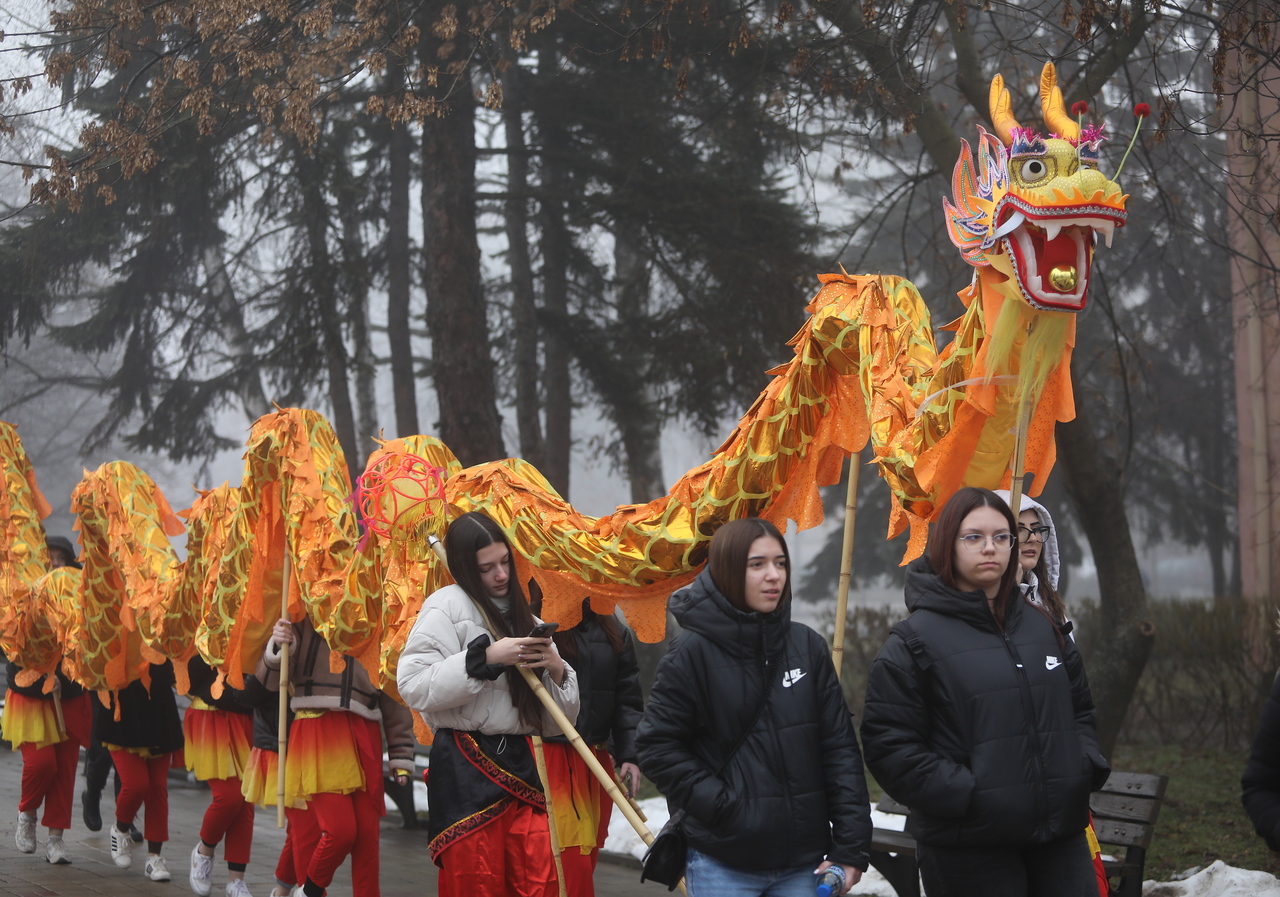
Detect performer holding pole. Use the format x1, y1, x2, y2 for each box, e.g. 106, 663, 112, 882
276, 555, 291, 828
258, 616, 415, 897
398, 511, 580, 897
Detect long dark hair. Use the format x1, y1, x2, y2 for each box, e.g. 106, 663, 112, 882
707, 517, 793, 613
926, 487, 1020, 628
444, 511, 542, 730
1030, 553, 1067, 623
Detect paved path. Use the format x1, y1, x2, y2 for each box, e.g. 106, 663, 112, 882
0, 748, 653, 897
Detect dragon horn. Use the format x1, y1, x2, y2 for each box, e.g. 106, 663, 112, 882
989, 73, 1020, 147
1040, 62, 1079, 140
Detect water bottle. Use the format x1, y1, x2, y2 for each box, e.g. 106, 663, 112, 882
815, 864, 846, 897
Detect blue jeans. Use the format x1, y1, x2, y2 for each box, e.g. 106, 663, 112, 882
686, 847, 818, 897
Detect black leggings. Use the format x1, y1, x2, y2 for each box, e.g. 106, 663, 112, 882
918, 831, 1100, 897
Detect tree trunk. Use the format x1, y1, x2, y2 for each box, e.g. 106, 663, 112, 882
537, 46, 572, 496
336, 166, 378, 464
296, 146, 361, 486
419, 13, 504, 466
387, 58, 419, 438
614, 222, 664, 504
1225, 6, 1280, 651
1057, 371, 1155, 759
200, 241, 272, 420
502, 53, 545, 469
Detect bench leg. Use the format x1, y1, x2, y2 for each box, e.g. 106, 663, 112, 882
868, 849, 922, 897
1110, 848, 1145, 897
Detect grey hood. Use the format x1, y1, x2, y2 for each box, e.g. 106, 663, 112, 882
994, 490, 1059, 590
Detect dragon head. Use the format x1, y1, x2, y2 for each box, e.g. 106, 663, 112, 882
944, 63, 1127, 312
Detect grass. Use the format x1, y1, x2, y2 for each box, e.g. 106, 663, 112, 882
1111, 743, 1279, 880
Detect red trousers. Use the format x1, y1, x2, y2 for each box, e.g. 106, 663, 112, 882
275, 806, 321, 887
200, 777, 254, 865
111, 750, 173, 843
304, 715, 386, 896
19, 738, 80, 830
437, 800, 559, 897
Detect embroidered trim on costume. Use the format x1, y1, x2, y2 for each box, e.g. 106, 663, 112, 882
428, 797, 512, 861
455, 732, 546, 809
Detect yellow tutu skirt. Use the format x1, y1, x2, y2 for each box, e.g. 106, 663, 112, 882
1, 693, 66, 751
241, 747, 305, 808
284, 711, 366, 804
184, 705, 253, 781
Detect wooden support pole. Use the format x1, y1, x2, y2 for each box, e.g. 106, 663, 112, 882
831, 453, 861, 679
531, 735, 568, 897
1007, 395, 1033, 520
276, 554, 292, 828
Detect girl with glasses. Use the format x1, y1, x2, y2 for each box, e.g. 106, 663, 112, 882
861, 487, 1108, 897
996, 490, 1066, 624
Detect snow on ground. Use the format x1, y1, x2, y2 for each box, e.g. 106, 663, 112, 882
1144, 862, 1280, 896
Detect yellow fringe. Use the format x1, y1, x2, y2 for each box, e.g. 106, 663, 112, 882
984, 301, 1071, 411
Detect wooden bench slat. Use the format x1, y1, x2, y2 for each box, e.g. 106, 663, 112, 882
1098, 772, 1169, 800
1090, 792, 1163, 824
870, 830, 918, 855
1092, 817, 1156, 849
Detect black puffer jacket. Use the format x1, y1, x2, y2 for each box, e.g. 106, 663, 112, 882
543, 610, 643, 764
1242, 671, 1280, 850
861, 557, 1108, 849
636, 568, 872, 872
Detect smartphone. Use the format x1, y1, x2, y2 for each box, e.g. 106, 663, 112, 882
528, 621, 559, 638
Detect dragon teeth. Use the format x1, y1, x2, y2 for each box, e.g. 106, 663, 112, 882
1043, 222, 1063, 242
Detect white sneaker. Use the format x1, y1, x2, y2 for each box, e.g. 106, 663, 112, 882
14, 812, 36, 853
226, 879, 253, 897
110, 825, 133, 867
189, 844, 214, 896
44, 835, 71, 864
145, 854, 172, 882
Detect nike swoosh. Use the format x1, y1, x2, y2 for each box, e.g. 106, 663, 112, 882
784, 671, 807, 687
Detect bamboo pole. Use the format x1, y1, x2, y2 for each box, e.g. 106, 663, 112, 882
831, 453, 862, 678
1007, 394, 1033, 520
426, 536, 685, 895
276, 553, 292, 828
51, 690, 66, 740
531, 734, 568, 897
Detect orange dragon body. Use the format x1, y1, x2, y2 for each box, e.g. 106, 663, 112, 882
0, 64, 1128, 706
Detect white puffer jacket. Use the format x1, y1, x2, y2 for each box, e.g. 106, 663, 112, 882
397, 584, 580, 736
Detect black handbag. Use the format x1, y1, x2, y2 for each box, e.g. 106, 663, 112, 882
639, 661, 775, 890
638, 808, 689, 890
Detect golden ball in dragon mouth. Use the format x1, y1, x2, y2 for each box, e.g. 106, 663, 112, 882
1049, 266, 1078, 291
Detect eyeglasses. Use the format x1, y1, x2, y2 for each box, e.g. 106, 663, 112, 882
1017, 524, 1053, 543
957, 533, 1016, 552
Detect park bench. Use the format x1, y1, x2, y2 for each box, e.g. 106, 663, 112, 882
868, 770, 1169, 897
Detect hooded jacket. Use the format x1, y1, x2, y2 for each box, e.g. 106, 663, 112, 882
635, 568, 872, 873
860, 557, 1108, 850
994, 490, 1062, 616
542, 608, 643, 765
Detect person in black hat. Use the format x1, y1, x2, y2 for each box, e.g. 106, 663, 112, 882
44, 536, 82, 571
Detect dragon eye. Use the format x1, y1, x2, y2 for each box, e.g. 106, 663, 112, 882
1020, 159, 1048, 182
